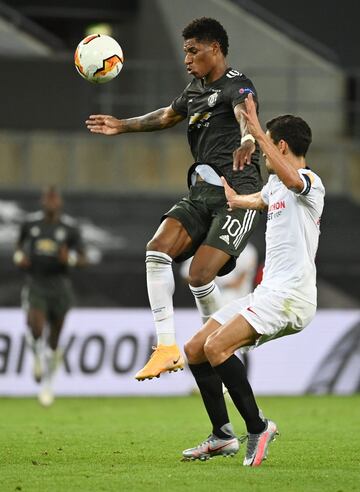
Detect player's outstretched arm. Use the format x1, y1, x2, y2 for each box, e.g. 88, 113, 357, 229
241, 94, 304, 192
221, 176, 266, 210
86, 105, 185, 135
232, 102, 257, 171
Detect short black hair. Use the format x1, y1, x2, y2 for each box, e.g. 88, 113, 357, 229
266, 115, 312, 157
182, 17, 229, 56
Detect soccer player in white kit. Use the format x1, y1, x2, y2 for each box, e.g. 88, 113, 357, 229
182, 93, 325, 466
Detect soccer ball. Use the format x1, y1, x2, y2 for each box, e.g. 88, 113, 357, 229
74, 34, 124, 84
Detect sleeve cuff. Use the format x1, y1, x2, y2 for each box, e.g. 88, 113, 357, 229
298, 173, 312, 196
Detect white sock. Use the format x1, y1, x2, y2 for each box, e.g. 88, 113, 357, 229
189, 281, 223, 324
25, 332, 43, 356
44, 347, 53, 383
44, 347, 63, 382
146, 251, 176, 346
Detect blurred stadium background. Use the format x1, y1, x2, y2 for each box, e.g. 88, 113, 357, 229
0, 0, 359, 398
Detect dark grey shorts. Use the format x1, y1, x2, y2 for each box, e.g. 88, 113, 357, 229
163, 181, 260, 265
22, 276, 74, 320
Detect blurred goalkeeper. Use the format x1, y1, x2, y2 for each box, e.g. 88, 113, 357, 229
14, 186, 86, 406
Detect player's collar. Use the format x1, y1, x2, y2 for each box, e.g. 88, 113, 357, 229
202, 67, 229, 88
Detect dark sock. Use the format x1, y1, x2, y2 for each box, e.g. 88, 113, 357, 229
189, 361, 231, 438
214, 355, 265, 434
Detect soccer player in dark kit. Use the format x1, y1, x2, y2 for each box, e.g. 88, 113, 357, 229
86, 17, 262, 381
14, 186, 86, 406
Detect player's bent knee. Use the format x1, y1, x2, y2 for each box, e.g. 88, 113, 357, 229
146, 237, 175, 255
184, 339, 198, 363
203, 336, 224, 365
188, 270, 215, 288
146, 237, 164, 252
184, 337, 203, 364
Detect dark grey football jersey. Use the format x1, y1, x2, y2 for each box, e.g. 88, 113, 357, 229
172, 68, 262, 194
18, 212, 83, 276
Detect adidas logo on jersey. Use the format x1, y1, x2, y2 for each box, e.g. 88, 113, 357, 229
219, 234, 230, 245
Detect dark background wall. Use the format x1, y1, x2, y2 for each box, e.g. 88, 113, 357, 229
250, 0, 360, 69
1, 190, 359, 308
0, 0, 185, 131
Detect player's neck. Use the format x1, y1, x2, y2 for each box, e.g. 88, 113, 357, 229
204, 60, 228, 85
44, 211, 60, 223
289, 155, 307, 171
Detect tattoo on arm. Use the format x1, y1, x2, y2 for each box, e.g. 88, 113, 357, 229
123, 107, 183, 132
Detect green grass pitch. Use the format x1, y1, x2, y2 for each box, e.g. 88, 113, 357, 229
1, 395, 359, 491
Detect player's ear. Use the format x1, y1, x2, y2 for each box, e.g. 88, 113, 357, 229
211, 41, 220, 55
278, 139, 288, 155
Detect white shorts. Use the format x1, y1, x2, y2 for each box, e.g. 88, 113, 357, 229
212, 284, 316, 350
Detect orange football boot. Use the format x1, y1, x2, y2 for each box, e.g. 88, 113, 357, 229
135, 344, 185, 381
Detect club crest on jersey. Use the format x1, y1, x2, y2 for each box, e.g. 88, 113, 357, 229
30, 226, 40, 237
55, 227, 67, 241
207, 92, 219, 107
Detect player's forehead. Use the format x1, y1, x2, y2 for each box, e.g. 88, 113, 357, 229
183, 38, 212, 51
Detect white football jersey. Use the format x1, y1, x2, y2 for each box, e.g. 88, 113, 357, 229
260, 168, 325, 305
